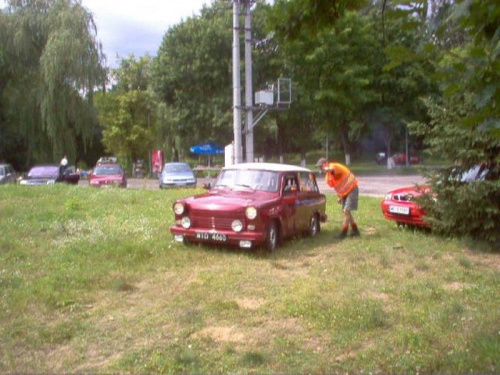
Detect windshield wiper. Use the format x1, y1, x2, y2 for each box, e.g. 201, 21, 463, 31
235, 184, 254, 190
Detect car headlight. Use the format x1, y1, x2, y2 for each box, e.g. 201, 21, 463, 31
90, 180, 99, 185
181, 216, 191, 229
174, 202, 185, 215
384, 193, 392, 201
231, 219, 243, 232
47, 179, 56, 185
245, 206, 257, 220
20, 180, 27, 185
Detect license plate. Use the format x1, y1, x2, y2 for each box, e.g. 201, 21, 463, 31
389, 205, 410, 215
195, 232, 227, 242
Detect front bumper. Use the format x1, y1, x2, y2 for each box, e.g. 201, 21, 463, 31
170, 225, 266, 248
160, 181, 196, 188
381, 202, 428, 226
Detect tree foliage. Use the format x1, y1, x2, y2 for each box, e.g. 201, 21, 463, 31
0, 0, 106, 167
267, 9, 379, 162
401, 0, 500, 243
268, 0, 368, 40
95, 56, 156, 168
410, 95, 499, 243
151, 1, 234, 161
370, 1, 438, 163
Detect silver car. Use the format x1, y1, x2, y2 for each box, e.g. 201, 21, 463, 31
159, 162, 197, 189
0, 164, 17, 185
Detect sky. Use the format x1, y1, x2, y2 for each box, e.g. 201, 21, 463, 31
80, 0, 210, 67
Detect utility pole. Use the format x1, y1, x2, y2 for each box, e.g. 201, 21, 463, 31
232, 0, 243, 164
244, 2, 254, 163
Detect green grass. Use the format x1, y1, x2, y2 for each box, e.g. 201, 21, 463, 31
0, 184, 498, 373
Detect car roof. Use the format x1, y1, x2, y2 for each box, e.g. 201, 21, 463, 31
222, 162, 311, 173
96, 163, 121, 167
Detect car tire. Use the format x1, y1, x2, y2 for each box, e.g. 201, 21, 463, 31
309, 214, 320, 237
265, 221, 278, 253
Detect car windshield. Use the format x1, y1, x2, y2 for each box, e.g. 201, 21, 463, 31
164, 164, 191, 173
0, 168, 4, 176
214, 169, 279, 192
28, 166, 58, 178
94, 165, 122, 175
460, 165, 489, 182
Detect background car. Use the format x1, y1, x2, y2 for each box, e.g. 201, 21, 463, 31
0, 164, 17, 184
375, 152, 387, 165
381, 185, 430, 227
392, 153, 421, 165
381, 163, 497, 227
89, 163, 127, 188
159, 162, 196, 188
19, 165, 80, 185
170, 162, 327, 252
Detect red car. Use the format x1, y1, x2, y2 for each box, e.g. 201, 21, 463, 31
89, 163, 127, 188
381, 185, 430, 227
170, 163, 327, 252
392, 153, 422, 165
381, 164, 498, 227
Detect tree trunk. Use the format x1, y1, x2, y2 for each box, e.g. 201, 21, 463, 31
340, 122, 351, 165
382, 130, 393, 169
300, 148, 306, 167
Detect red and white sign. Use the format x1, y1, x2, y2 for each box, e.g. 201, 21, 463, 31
152, 150, 164, 173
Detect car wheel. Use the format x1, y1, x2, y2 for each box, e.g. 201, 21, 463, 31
265, 221, 278, 252
309, 214, 320, 237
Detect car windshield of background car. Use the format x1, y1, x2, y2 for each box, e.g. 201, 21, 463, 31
0, 168, 4, 176
165, 164, 191, 173
28, 167, 58, 177
214, 169, 279, 192
460, 165, 490, 182
94, 166, 122, 175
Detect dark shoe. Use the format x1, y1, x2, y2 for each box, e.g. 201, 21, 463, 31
336, 230, 348, 239
350, 228, 360, 237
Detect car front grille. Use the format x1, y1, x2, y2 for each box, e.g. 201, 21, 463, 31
393, 194, 411, 202
191, 212, 244, 230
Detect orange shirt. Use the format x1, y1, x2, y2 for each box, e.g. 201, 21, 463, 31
325, 162, 358, 197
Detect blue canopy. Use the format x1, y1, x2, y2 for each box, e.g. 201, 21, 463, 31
190, 141, 224, 155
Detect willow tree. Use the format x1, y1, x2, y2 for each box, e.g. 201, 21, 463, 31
0, 0, 106, 167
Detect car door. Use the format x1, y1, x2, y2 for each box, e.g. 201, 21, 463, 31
62, 166, 80, 185
297, 171, 325, 230
281, 173, 300, 236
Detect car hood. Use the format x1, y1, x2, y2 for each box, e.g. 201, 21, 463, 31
388, 185, 430, 197
91, 175, 123, 181
161, 172, 195, 180
21, 175, 58, 184
184, 189, 276, 210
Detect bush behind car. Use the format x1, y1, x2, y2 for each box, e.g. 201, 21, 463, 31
418, 166, 500, 244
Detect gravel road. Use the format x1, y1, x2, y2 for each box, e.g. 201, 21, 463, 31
80, 174, 426, 197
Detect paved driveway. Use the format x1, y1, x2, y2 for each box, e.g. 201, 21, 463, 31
81, 174, 426, 197
319, 174, 426, 197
